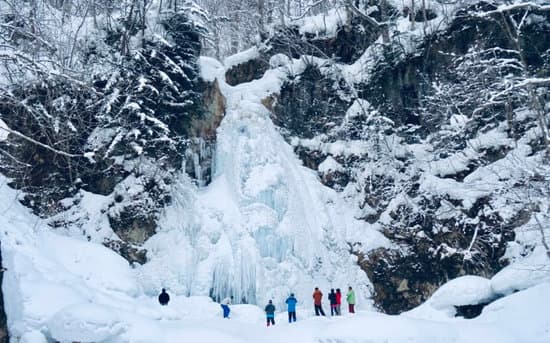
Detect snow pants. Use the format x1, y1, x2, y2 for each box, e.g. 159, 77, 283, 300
288, 311, 296, 323
221, 304, 230, 318
331, 304, 337, 316
314, 305, 326, 316
348, 304, 355, 314
266, 315, 275, 326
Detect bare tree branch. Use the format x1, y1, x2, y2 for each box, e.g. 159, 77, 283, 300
0, 125, 83, 158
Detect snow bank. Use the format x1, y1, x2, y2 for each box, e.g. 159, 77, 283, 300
491, 246, 550, 295
318, 156, 344, 173
406, 275, 495, 320
223, 46, 260, 69
49, 303, 125, 342
199, 56, 225, 82
430, 276, 495, 309
420, 174, 492, 209
477, 282, 550, 342
295, 8, 347, 37
293, 137, 370, 157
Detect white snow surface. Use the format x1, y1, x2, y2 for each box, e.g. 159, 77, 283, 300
1, 188, 549, 343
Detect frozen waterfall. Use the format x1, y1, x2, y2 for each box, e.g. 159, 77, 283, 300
137, 56, 389, 310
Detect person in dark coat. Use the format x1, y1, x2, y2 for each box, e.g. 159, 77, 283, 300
328, 289, 338, 316
158, 288, 170, 306
285, 293, 298, 323
265, 300, 276, 327
312, 287, 325, 316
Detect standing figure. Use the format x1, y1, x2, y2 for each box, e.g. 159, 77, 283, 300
312, 287, 326, 316
158, 288, 170, 306
285, 293, 298, 323
221, 296, 233, 318
265, 300, 276, 326
335, 288, 342, 315
346, 286, 356, 314
328, 289, 337, 316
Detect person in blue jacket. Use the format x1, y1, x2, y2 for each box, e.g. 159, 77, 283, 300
285, 293, 298, 323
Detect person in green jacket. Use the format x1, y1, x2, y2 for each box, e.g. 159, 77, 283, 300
346, 286, 356, 313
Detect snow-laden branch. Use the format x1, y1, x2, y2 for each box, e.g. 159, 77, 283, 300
289, 0, 328, 21
474, 77, 550, 115
344, 0, 384, 28
0, 124, 84, 158
0, 23, 57, 53
0, 147, 31, 166
479, 2, 550, 16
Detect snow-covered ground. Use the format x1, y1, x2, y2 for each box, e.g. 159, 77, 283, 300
1, 177, 549, 342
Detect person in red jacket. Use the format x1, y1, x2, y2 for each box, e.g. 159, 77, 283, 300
312, 287, 326, 316
335, 288, 342, 315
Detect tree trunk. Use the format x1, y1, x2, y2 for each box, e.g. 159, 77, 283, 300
421, 0, 427, 36
258, 0, 266, 34
410, 0, 416, 30
380, 0, 390, 43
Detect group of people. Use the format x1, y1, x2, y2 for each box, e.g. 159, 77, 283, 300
313, 286, 356, 317
261, 287, 356, 327
157, 286, 357, 327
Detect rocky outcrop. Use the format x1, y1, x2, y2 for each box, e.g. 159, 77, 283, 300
224, 17, 381, 86
225, 58, 270, 86
184, 79, 226, 184
265, 18, 380, 63
272, 63, 352, 139
103, 239, 148, 265
455, 303, 490, 319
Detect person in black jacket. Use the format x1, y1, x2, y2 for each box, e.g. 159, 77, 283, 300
158, 288, 170, 306
265, 300, 276, 327
328, 289, 337, 316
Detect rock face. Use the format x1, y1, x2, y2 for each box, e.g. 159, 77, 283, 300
272, 64, 351, 138
185, 79, 227, 184
225, 58, 270, 86
265, 19, 380, 63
